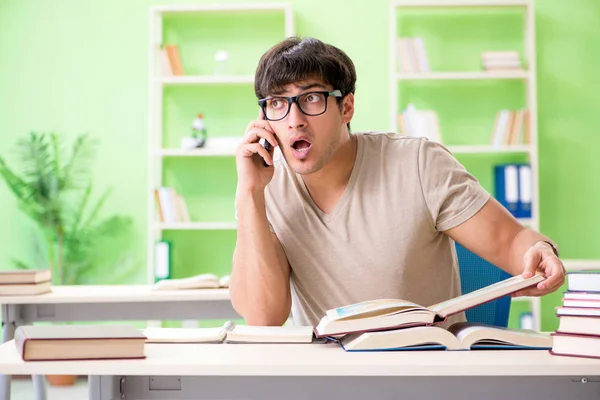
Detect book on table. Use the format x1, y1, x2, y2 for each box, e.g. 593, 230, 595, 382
566, 271, 600, 292
339, 322, 552, 351
315, 273, 544, 336
152, 273, 230, 290
143, 323, 315, 344
15, 325, 146, 361
0, 269, 52, 296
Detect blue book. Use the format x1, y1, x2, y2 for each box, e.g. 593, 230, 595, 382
339, 322, 552, 352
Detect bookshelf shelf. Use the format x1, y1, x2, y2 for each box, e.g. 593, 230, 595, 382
447, 145, 530, 154
393, 0, 529, 8
396, 71, 530, 81
152, 3, 294, 14
157, 137, 241, 157
157, 222, 237, 231
157, 75, 255, 86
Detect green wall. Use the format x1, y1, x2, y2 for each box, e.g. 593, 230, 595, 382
0, 0, 599, 331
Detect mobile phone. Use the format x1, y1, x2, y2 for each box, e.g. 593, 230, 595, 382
259, 138, 272, 167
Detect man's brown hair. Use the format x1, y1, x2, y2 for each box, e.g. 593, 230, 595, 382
254, 37, 356, 129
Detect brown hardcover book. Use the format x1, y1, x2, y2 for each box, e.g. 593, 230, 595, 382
164, 44, 184, 76
15, 325, 147, 361
0, 269, 51, 285
0, 281, 52, 296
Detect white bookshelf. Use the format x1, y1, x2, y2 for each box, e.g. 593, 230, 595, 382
392, 0, 530, 7
156, 75, 255, 85
396, 71, 531, 80
147, 3, 295, 288
389, 0, 543, 330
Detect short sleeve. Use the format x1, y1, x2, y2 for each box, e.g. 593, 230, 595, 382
417, 139, 491, 231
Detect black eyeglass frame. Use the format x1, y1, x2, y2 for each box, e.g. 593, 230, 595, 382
257, 90, 344, 121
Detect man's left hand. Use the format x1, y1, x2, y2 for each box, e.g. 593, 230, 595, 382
513, 241, 566, 297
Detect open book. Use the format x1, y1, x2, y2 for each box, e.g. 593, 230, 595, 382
339, 322, 552, 351
143, 323, 315, 344
316, 273, 544, 336
152, 273, 230, 290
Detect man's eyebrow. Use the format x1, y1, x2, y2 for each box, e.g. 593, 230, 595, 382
269, 82, 326, 96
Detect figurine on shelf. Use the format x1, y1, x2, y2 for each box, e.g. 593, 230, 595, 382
180, 113, 207, 149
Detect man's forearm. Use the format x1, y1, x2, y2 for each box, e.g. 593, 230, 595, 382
507, 227, 559, 276
230, 190, 291, 325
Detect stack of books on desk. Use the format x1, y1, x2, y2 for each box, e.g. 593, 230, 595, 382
0, 269, 52, 296
550, 272, 600, 359
314, 274, 552, 352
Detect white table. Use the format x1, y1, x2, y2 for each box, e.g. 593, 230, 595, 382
0, 285, 237, 400
1, 340, 600, 400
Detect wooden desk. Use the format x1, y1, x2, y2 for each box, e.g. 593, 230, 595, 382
0, 285, 237, 400
0, 341, 599, 400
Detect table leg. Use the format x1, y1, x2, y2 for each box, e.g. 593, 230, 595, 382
0, 304, 16, 400
89, 375, 120, 400
32, 375, 47, 400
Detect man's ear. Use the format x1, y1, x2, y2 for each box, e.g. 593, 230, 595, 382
342, 93, 354, 125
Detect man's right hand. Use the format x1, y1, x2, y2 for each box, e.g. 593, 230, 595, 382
236, 110, 279, 193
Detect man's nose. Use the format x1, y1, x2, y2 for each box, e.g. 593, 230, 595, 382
287, 101, 307, 130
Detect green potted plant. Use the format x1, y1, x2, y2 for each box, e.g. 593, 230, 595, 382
0, 132, 137, 385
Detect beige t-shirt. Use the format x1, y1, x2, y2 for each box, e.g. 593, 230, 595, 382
264, 132, 491, 327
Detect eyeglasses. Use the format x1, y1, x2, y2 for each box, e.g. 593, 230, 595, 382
258, 90, 343, 121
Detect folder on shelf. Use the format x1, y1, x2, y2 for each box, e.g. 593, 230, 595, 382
518, 164, 532, 219
494, 164, 519, 217
494, 164, 532, 219
154, 240, 171, 282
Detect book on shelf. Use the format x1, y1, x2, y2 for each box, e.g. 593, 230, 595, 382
339, 322, 552, 352
490, 109, 530, 147
396, 36, 429, 73
158, 46, 173, 76
15, 324, 146, 361
0, 269, 52, 296
162, 44, 184, 76
398, 104, 442, 143
315, 274, 544, 337
143, 323, 315, 344
154, 187, 191, 224
481, 51, 523, 72
153, 273, 230, 290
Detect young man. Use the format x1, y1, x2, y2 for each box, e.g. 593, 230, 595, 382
230, 37, 565, 327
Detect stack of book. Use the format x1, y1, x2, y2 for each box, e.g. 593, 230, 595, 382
395, 37, 430, 73
490, 109, 530, 147
397, 104, 442, 143
314, 274, 553, 352
550, 272, 600, 359
481, 51, 522, 72
0, 269, 52, 296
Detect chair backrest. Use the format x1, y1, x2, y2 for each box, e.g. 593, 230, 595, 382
455, 243, 512, 327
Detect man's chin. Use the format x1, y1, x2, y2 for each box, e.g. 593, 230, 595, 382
288, 159, 321, 176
